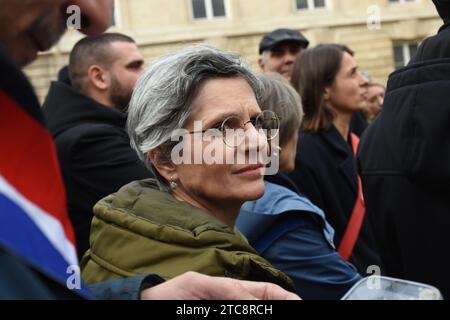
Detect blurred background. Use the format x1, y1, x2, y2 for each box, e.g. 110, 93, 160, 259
25, 0, 441, 102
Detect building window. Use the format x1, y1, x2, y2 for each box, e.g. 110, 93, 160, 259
191, 0, 227, 20
388, 0, 416, 4
295, 0, 328, 10
393, 42, 419, 69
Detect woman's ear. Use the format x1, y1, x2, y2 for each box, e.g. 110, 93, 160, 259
149, 147, 178, 182
323, 87, 331, 101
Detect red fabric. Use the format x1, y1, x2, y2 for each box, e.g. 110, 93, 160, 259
0, 90, 75, 245
337, 133, 365, 261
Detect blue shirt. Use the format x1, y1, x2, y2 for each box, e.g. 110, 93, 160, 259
237, 181, 361, 300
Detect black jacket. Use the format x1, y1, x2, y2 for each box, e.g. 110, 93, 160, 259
43, 82, 153, 258
358, 23, 450, 298
350, 112, 368, 137
288, 126, 381, 274
0, 247, 82, 299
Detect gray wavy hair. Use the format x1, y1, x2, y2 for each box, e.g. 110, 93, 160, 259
127, 45, 263, 192
258, 73, 304, 147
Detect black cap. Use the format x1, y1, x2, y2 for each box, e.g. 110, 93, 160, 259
433, 0, 450, 23
259, 28, 310, 55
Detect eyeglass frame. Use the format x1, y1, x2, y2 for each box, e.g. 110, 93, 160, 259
185, 110, 281, 147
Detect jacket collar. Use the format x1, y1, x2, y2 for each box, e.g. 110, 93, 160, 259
96, 179, 234, 235
265, 173, 300, 194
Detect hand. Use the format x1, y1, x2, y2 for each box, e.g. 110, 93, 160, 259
141, 271, 301, 300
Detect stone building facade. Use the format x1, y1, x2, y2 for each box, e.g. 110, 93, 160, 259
25, 0, 441, 102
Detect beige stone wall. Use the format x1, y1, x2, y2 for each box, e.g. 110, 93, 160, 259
25, 0, 442, 102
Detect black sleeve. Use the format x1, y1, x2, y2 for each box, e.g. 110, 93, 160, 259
288, 152, 326, 212
88, 273, 165, 300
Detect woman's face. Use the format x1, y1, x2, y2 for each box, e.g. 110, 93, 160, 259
326, 52, 368, 115
174, 77, 268, 213
366, 85, 385, 118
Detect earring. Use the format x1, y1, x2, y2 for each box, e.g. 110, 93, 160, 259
169, 177, 178, 190
273, 146, 282, 157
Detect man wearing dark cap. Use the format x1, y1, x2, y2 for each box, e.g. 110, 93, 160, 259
358, 0, 450, 299
258, 28, 309, 81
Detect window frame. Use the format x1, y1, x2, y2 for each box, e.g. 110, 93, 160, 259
111, 0, 122, 28
388, 0, 419, 5
294, 0, 331, 11
393, 41, 420, 70
189, 0, 230, 21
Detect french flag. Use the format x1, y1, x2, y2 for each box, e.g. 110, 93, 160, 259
0, 53, 90, 297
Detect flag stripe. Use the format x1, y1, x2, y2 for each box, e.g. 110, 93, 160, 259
0, 175, 78, 267
0, 178, 91, 298
0, 90, 75, 244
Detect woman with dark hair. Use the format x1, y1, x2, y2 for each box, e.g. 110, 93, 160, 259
289, 44, 381, 274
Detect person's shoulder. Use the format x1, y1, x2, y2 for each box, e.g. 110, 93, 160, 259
298, 130, 328, 150
242, 182, 291, 216
296, 131, 330, 165
61, 122, 126, 144
262, 182, 323, 216
55, 122, 131, 165
298, 130, 320, 142
264, 181, 297, 203
80, 122, 124, 136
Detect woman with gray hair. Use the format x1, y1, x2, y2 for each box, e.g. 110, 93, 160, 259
237, 74, 361, 300
80, 45, 294, 291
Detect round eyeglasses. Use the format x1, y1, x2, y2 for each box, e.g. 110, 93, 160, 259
187, 110, 280, 148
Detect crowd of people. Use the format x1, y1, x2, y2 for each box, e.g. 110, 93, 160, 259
1, 0, 449, 300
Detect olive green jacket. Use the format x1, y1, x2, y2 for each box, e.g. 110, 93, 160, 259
81, 179, 294, 291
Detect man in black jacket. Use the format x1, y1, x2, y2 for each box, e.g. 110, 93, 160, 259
358, 0, 450, 299
43, 33, 153, 258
